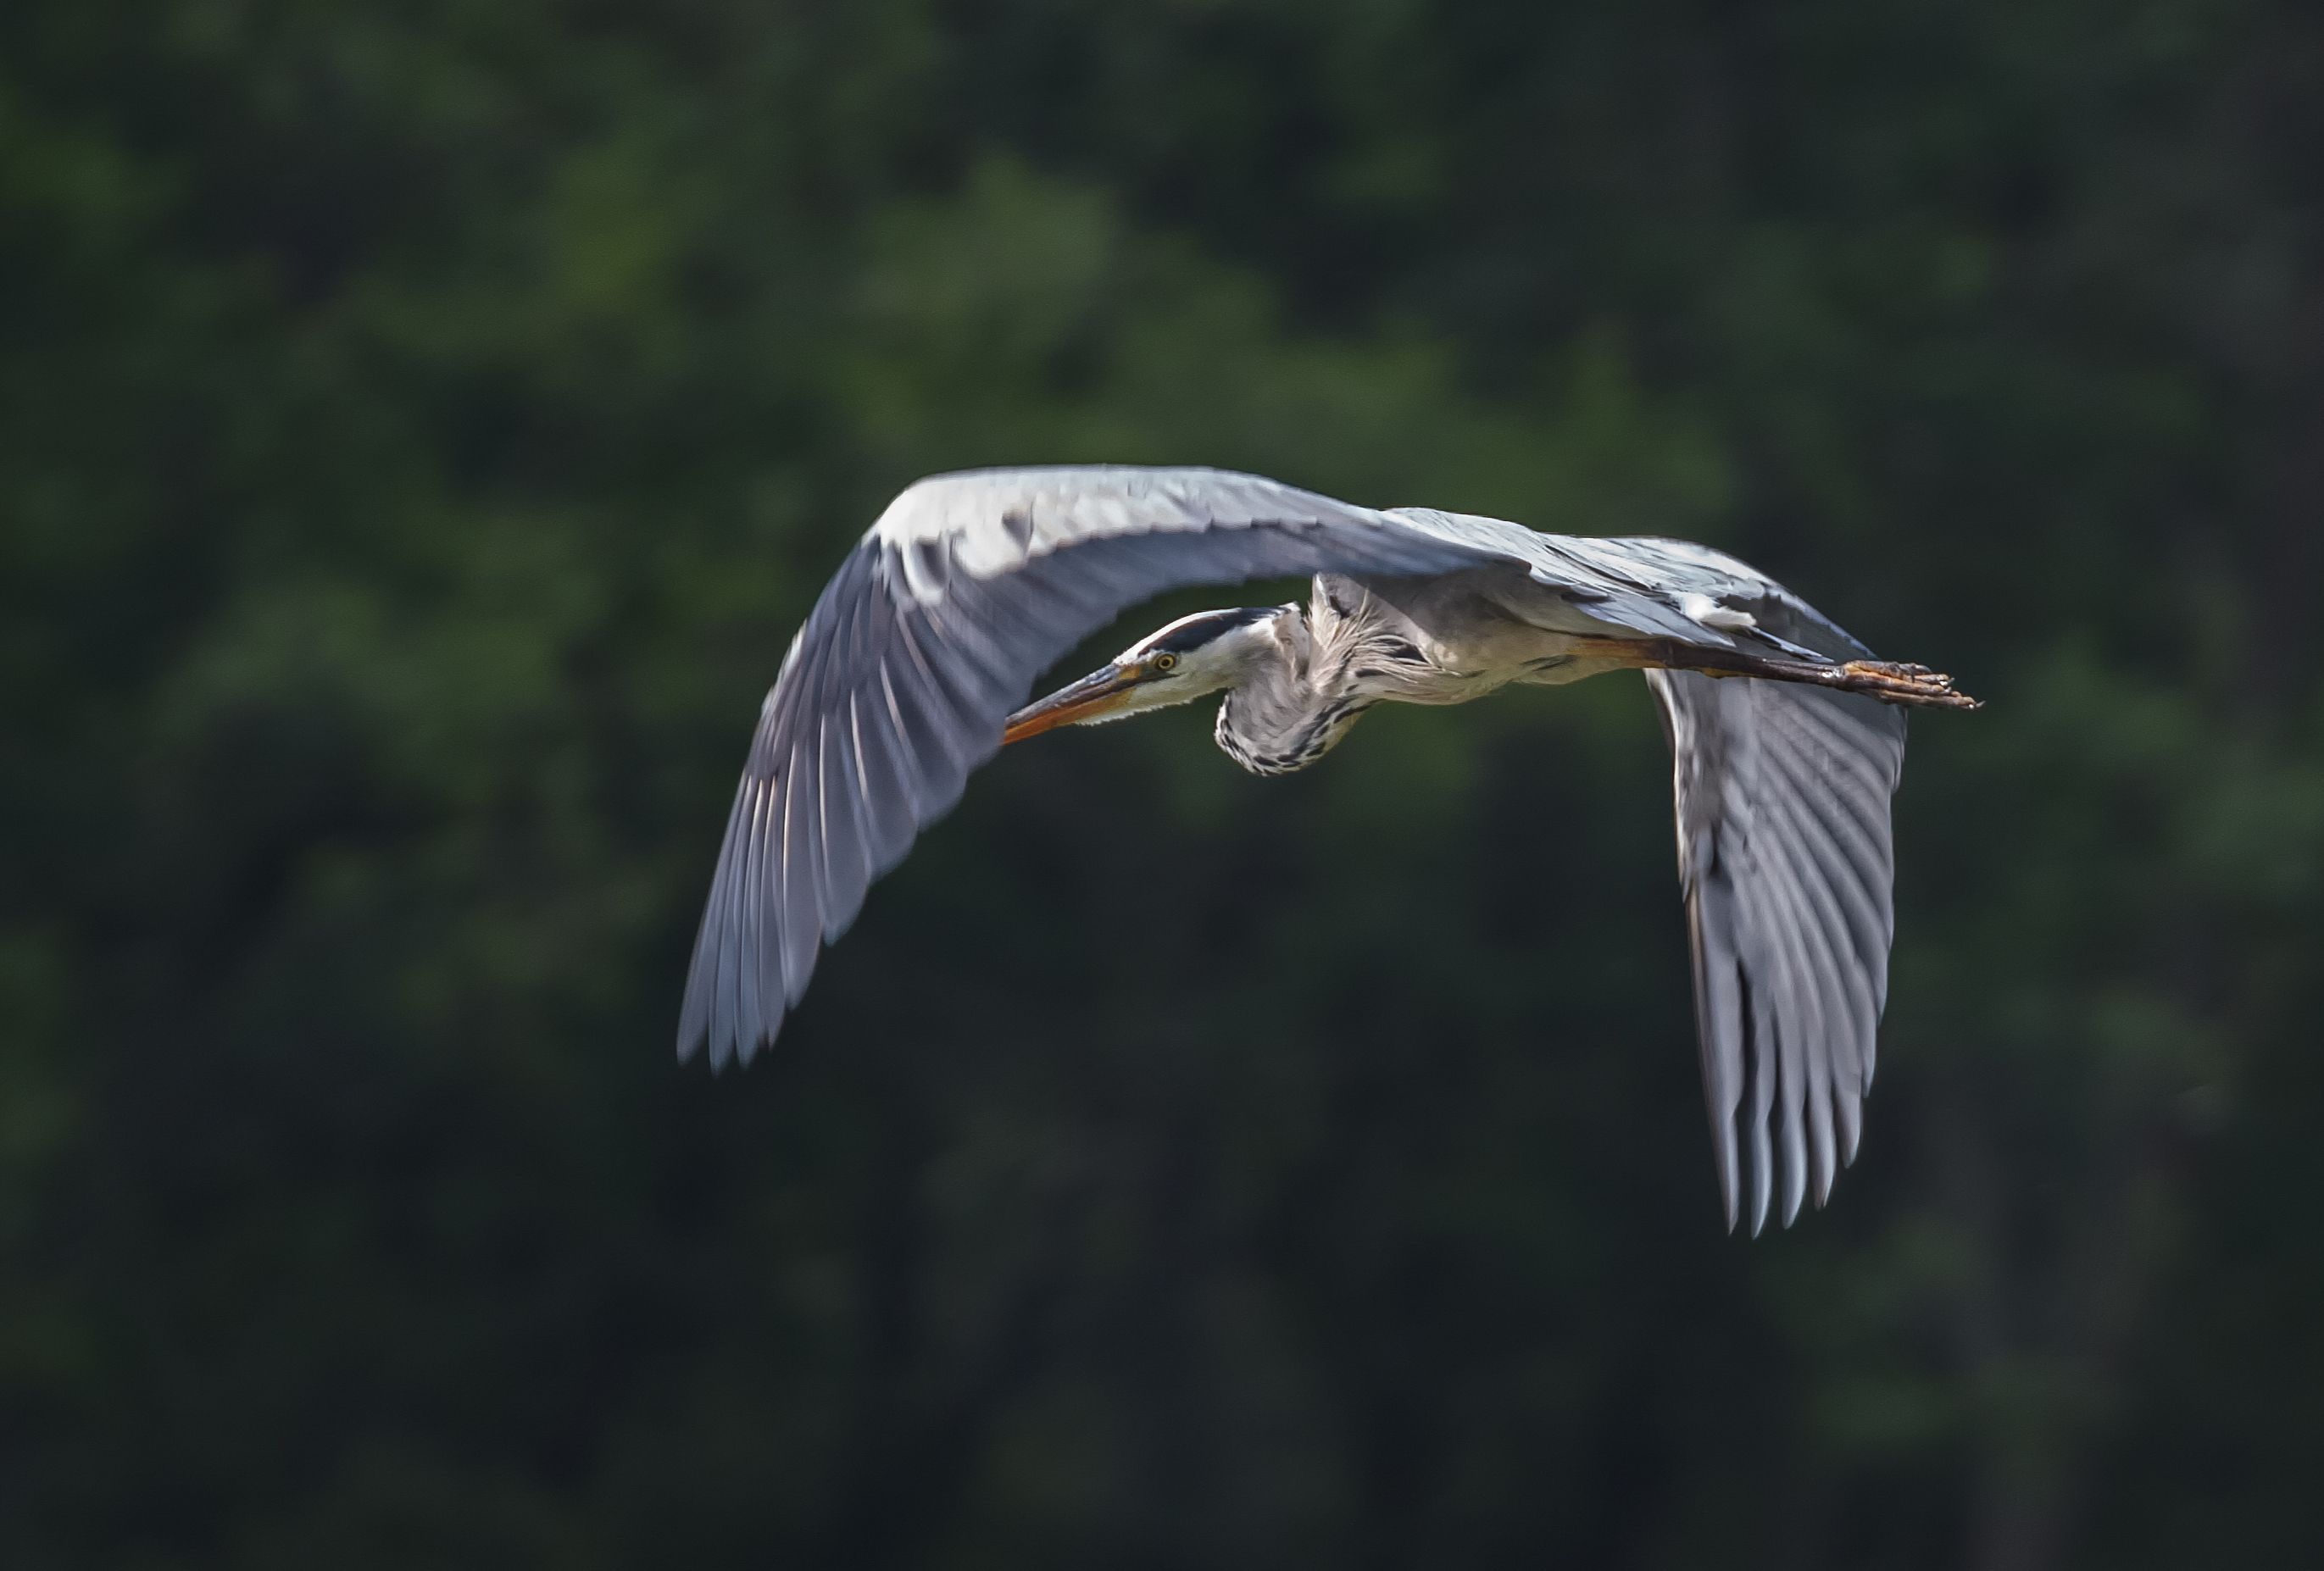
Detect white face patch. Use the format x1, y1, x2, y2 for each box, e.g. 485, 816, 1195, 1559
1043, 606, 1292, 726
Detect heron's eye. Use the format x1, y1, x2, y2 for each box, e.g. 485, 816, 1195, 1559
1151, 652, 1179, 673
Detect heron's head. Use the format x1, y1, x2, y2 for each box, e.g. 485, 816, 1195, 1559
1003, 605, 1293, 744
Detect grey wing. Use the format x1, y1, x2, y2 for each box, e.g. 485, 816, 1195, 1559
1383, 510, 1861, 650
1648, 667, 1905, 1235
676, 466, 1521, 1068
1509, 533, 1924, 1232
1399, 518, 1913, 1231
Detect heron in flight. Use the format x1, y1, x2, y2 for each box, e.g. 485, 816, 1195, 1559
677, 467, 1977, 1233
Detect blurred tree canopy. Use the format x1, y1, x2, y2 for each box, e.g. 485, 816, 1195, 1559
6, 3, 2324, 1567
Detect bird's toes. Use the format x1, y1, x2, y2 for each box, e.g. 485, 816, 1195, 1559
1843, 659, 1940, 683
1837, 660, 1981, 710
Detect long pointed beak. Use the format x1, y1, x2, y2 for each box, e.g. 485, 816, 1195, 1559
1004, 663, 1143, 744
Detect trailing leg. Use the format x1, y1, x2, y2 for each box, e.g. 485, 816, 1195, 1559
1575, 636, 1982, 710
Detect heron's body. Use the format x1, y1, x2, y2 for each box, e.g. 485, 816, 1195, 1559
677, 466, 1977, 1234
1172, 569, 1605, 775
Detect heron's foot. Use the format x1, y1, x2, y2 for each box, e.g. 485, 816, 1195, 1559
1831, 660, 1982, 710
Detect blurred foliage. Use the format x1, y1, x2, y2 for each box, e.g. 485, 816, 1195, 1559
5, 3, 2324, 1567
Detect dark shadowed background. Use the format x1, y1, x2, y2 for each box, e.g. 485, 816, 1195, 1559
8, 3, 2324, 1567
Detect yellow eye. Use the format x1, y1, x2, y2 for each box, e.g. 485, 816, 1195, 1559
1152, 652, 1178, 672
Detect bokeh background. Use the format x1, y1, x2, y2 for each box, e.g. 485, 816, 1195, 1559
8, 3, 2324, 1567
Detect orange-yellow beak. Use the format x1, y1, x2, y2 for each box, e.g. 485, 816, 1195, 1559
1003, 663, 1144, 744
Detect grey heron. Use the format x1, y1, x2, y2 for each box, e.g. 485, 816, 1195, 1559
677, 466, 1977, 1233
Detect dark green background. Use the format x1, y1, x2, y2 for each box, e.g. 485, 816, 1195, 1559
8, 3, 2322, 1566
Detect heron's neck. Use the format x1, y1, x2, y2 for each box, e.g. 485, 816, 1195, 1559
1213, 607, 1374, 777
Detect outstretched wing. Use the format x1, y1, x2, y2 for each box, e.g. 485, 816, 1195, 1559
1635, 556, 1907, 1234
677, 466, 1521, 1068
